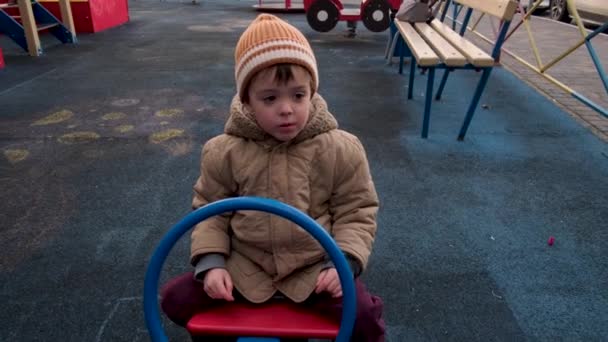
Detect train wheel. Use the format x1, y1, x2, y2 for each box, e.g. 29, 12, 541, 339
306, 0, 340, 32
362, 0, 390, 32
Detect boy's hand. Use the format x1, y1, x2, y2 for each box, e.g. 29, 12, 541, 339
315, 267, 342, 298
203, 268, 235, 301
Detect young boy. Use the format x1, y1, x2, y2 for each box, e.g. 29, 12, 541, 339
161, 14, 385, 341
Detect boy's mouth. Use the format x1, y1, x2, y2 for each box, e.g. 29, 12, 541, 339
279, 123, 295, 128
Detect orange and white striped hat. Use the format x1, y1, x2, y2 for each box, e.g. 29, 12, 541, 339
234, 14, 318, 100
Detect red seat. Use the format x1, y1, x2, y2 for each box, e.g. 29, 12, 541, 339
186, 300, 340, 339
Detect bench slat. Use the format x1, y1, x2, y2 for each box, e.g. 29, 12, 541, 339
429, 19, 495, 67
414, 23, 467, 67
395, 20, 440, 67
454, 0, 518, 21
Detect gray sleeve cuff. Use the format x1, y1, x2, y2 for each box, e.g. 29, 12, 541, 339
321, 259, 335, 270
193, 253, 226, 281
322, 254, 362, 277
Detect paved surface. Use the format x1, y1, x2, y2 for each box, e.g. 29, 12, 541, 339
446, 8, 608, 141
1, 1, 608, 341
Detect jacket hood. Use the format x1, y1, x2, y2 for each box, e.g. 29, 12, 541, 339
224, 93, 338, 144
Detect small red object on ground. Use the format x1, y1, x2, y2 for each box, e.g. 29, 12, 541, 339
548, 236, 555, 246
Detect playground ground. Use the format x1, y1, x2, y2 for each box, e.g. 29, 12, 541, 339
1, 1, 607, 341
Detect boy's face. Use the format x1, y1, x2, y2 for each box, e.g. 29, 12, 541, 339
245, 66, 312, 142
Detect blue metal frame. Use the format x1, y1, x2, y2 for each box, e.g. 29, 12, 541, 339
408, 57, 416, 99
394, 1, 514, 140
459, 8, 473, 35
456, 19, 512, 140
32, 1, 76, 44
388, 22, 411, 74
440, 0, 451, 22
0, 1, 75, 54
451, 3, 463, 30
422, 67, 436, 138
585, 40, 608, 96
567, 21, 608, 118
389, 21, 408, 59
584, 22, 608, 98
143, 197, 357, 342
434, 7, 472, 100
457, 68, 493, 140
0, 10, 28, 52
572, 91, 608, 119
435, 69, 451, 100
491, 20, 512, 59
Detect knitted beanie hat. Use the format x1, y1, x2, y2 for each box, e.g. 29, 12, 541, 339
234, 14, 319, 100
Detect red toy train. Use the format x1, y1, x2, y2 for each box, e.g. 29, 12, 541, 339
304, 0, 402, 32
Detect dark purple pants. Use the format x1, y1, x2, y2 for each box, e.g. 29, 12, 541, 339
161, 272, 385, 342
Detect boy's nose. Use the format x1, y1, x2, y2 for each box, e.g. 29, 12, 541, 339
279, 101, 293, 116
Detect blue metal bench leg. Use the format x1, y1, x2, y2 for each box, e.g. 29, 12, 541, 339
387, 31, 399, 64
457, 68, 492, 141
452, 4, 463, 30
435, 69, 451, 100
385, 29, 394, 59
422, 67, 436, 138
408, 58, 416, 99
399, 35, 405, 74
386, 21, 397, 60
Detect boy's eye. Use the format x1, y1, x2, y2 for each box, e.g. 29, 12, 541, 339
294, 93, 306, 100
263, 96, 276, 103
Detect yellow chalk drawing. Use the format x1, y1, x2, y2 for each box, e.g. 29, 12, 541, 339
111, 98, 140, 107
58, 131, 100, 144
114, 125, 134, 133
149, 129, 184, 144
32, 110, 73, 126
102, 112, 126, 121
155, 108, 183, 118
164, 141, 193, 157
4, 149, 29, 163
160, 121, 169, 126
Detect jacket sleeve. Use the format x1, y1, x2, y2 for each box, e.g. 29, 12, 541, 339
190, 137, 237, 265
329, 134, 379, 272
194, 253, 227, 281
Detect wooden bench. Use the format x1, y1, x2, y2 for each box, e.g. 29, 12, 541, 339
387, 0, 518, 140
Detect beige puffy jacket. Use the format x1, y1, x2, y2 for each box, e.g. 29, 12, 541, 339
190, 93, 379, 303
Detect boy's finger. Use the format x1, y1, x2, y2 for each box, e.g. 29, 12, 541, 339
223, 291, 234, 301
326, 275, 341, 295
224, 274, 233, 293
215, 282, 229, 300
315, 272, 329, 293
315, 270, 327, 290
223, 275, 235, 301
316, 270, 327, 286
315, 281, 326, 294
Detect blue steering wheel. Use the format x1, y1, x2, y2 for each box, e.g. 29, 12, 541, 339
143, 196, 357, 342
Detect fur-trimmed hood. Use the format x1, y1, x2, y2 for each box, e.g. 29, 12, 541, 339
224, 93, 338, 144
